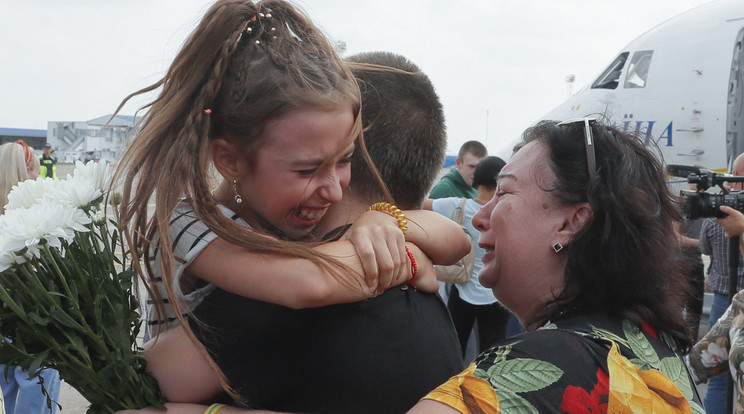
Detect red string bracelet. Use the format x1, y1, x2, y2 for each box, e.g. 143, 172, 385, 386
404, 246, 417, 291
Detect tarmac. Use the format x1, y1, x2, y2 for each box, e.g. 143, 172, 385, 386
56, 383, 87, 413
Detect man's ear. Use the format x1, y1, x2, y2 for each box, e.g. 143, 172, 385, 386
555, 202, 593, 247
211, 138, 244, 180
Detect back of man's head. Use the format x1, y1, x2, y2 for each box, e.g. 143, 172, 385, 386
347, 51, 446, 209
733, 152, 744, 176
472, 156, 506, 190
458, 140, 487, 160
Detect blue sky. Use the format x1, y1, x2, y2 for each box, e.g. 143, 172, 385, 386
0, 0, 714, 158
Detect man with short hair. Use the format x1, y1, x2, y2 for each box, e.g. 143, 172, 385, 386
700, 152, 744, 414
342, 51, 447, 209
39, 143, 56, 179
428, 140, 487, 199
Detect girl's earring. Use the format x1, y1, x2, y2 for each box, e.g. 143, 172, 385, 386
233, 179, 243, 204
552, 242, 563, 253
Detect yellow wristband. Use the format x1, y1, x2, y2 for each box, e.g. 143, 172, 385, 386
366, 202, 408, 235
205, 403, 227, 414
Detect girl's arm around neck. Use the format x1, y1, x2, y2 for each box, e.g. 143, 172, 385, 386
345, 209, 469, 268
187, 238, 433, 309
403, 209, 471, 265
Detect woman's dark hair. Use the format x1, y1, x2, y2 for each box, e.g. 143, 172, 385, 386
523, 120, 691, 350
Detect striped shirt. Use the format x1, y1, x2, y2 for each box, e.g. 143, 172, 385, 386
699, 218, 744, 295
145, 201, 247, 339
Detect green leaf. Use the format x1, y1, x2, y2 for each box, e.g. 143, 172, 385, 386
497, 389, 540, 414
27, 349, 50, 375
691, 401, 706, 414
623, 319, 660, 367
629, 358, 652, 371
492, 342, 515, 364
590, 325, 630, 348
658, 356, 693, 400
486, 358, 563, 393
49, 307, 81, 329
28, 312, 51, 326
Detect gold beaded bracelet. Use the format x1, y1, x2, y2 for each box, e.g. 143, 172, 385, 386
366, 202, 408, 235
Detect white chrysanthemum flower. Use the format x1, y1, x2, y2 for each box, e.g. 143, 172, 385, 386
90, 208, 106, 225
0, 234, 22, 273
0, 202, 90, 261
5, 177, 58, 211
73, 160, 112, 193
44, 175, 103, 209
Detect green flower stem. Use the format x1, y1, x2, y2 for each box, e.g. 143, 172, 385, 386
36, 248, 89, 331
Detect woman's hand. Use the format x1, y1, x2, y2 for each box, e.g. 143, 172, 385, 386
344, 210, 406, 292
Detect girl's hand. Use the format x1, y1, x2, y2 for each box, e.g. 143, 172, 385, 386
401, 243, 438, 294
344, 210, 406, 292
717, 206, 744, 238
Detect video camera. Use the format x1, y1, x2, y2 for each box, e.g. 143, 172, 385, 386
670, 164, 744, 219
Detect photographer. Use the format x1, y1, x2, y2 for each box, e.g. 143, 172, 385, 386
688, 206, 744, 414
688, 154, 744, 414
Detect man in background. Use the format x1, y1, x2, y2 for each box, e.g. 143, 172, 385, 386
428, 140, 486, 199
700, 152, 744, 414
38, 143, 56, 179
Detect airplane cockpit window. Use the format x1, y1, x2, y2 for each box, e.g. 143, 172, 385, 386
624, 50, 654, 88
591, 52, 629, 89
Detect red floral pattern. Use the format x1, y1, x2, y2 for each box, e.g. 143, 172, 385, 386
560, 368, 609, 413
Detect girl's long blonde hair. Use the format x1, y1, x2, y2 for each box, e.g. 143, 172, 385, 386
0, 143, 29, 215
111, 0, 388, 403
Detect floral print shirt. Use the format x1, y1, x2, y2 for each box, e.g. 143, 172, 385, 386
689, 290, 744, 413
423, 312, 703, 413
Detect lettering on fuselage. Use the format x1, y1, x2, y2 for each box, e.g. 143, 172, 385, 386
615, 114, 673, 147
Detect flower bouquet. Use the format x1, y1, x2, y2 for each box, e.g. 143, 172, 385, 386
0, 161, 165, 413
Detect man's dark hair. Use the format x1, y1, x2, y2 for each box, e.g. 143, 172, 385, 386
346, 51, 446, 209
471, 156, 506, 190
458, 140, 487, 160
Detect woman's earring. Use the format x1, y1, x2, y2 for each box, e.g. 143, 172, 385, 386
233, 179, 243, 204
552, 242, 563, 253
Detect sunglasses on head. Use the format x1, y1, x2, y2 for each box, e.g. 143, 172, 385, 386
557, 118, 598, 182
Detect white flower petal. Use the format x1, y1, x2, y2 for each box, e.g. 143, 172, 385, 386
5, 177, 57, 211
73, 160, 112, 193
0, 202, 88, 256
44, 177, 102, 209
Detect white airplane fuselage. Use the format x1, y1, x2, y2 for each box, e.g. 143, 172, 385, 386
541, 0, 744, 173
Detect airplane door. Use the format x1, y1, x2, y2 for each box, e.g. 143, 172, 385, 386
727, 27, 744, 166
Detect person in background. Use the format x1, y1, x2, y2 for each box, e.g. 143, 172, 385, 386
674, 175, 707, 341
429, 140, 487, 305
410, 119, 702, 412
689, 205, 744, 414
698, 152, 744, 414
0, 140, 57, 413
425, 156, 514, 357
38, 143, 55, 179
0, 141, 39, 214
428, 140, 486, 199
